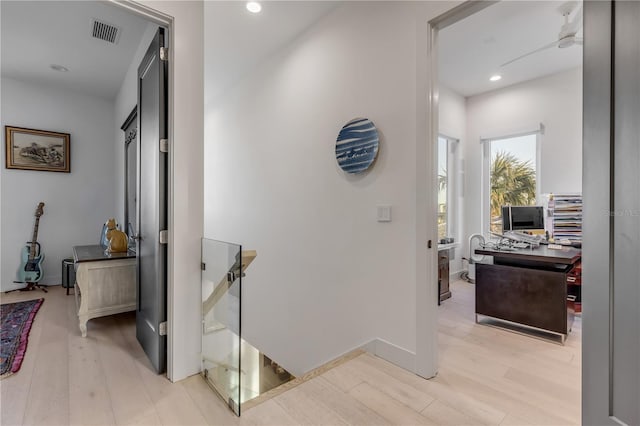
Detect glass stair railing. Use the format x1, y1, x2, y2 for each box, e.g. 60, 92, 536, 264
201, 238, 294, 416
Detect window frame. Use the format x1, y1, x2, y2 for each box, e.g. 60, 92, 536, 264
481, 129, 542, 236
437, 134, 459, 241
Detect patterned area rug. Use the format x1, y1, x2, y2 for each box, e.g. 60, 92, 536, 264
1, 298, 44, 378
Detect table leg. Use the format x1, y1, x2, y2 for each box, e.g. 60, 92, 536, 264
79, 318, 88, 338
75, 263, 88, 337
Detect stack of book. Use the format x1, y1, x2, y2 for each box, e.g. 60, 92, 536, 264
549, 193, 582, 243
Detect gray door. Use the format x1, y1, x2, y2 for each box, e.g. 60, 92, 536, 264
583, 1, 640, 425
136, 28, 168, 374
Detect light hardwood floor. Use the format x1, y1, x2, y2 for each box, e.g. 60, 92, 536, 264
0, 281, 580, 425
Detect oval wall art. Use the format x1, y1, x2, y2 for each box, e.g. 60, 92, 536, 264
335, 118, 379, 174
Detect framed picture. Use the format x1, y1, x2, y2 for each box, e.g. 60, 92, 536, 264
5, 126, 70, 173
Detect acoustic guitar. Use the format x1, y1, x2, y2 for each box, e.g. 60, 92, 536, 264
17, 202, 45, 284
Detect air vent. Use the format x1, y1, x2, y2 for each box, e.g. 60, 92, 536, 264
91, 19, 120, 44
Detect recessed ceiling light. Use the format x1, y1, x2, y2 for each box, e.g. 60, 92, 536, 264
50, 64, 69, 72
246, 2, 261, 13
489, 74, 502, 82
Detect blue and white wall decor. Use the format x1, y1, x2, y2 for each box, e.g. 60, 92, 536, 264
335, 118, 379, 174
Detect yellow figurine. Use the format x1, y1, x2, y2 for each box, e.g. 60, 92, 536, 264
105, 218, 128, 253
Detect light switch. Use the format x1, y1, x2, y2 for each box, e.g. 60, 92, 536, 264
377, 205, 392, 222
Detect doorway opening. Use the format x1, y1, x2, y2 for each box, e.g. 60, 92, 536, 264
1, 0, 172, 376
85, 1, 173, 378
428, 1, 584, 423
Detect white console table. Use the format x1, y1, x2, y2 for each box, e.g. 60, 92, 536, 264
73, 245, 136, 337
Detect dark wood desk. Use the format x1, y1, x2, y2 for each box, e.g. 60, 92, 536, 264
474, 245, 581, 342
438, 247, 452, 302
475, 245, 581, 265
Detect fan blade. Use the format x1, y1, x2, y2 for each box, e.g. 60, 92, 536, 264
501, 40, 560, 67
566, 5, 583, 34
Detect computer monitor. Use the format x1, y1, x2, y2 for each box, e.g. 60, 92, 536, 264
502, 206, 544, 232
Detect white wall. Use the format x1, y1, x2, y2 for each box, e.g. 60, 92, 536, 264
464, 67, 583, 249
1, 77, 116, 290
204, 1, 454, 376
439, 85, 467, 141
438, 84, 466, 274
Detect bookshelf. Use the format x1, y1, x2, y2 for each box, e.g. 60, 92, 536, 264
548, 193, 583, 244
546, 193, 583, 313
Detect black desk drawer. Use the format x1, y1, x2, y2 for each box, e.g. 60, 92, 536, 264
476, 262, 571, 335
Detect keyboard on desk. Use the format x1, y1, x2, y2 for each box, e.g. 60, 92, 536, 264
506, 231, 541, 243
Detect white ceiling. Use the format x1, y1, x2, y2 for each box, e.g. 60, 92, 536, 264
1, 1, 337, 102
1, 1, 154, 100
204, 1, 339, 100
439, 1, 583, 97
1, 1, 582, 102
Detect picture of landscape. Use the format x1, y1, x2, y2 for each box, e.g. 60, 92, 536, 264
5, 126, 70, 173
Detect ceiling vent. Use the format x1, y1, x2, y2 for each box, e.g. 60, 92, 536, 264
91, 19, 120, 44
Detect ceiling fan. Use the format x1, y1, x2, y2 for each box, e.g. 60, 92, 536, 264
501, 1, 583, 68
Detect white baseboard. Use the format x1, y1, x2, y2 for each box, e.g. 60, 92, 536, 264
306, 338, 417, 378
450, 269, 463, 280
40, 275, 62, 286
359, 339, 377, 354
1, 277, 61, 292
1, 282, 26, 292
360, 338, 416, 373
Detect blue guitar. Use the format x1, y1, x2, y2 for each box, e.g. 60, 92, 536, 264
17, 202, 45, 285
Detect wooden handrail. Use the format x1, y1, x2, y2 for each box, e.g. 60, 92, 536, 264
202, 250, 256, 316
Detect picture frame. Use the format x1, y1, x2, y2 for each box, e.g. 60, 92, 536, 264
5, 126, 70, 173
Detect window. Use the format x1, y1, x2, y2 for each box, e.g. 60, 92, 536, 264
483, 132, 540, 234
437, 135, 458, 240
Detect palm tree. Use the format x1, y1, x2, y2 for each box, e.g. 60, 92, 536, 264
490, 151, 536, 232
437, 168, 447, 238
438, 169, 447, 192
